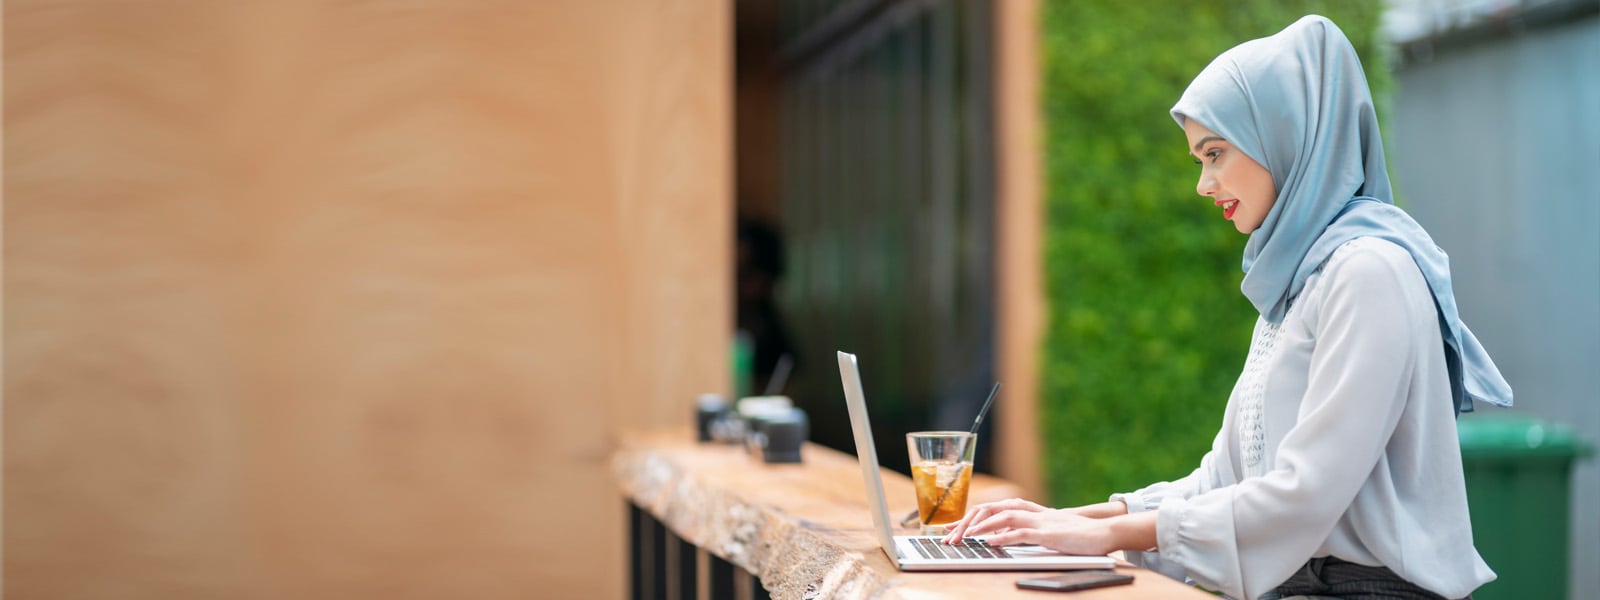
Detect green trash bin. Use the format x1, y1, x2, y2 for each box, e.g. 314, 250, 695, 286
1458, 417, 1594, 600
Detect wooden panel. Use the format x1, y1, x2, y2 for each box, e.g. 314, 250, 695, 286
4, 2, 729, 599
993, 0, 1045, 499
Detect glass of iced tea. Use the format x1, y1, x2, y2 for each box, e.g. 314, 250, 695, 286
906, 431, 977, 536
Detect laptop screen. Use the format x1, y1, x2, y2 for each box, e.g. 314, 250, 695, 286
837, 351, 900, 556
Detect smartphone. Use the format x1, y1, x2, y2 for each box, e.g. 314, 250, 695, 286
1014, 570, 1134, 592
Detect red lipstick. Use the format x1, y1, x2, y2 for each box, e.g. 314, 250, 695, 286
1215, 198, 1239, 220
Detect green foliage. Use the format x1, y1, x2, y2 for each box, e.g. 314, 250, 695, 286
1038, 1, 1390, 506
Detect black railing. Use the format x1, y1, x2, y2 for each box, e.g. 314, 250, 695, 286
629, 502, 765, 600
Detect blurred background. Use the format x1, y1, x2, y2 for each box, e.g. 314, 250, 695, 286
5, 0, 1595, 599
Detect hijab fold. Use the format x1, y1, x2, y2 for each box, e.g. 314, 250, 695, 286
1171, 15, 1511, 412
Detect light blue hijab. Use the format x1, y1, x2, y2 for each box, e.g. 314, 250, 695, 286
1171, 15, 1511, 413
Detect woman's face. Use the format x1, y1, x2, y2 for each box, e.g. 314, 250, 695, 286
1184, 119, 1276, 234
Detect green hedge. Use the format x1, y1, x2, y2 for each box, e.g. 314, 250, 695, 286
1038, 1, 1390, 506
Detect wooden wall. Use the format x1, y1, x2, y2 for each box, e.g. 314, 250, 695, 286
3, 2, 729, 599
994, 0, 1045, 500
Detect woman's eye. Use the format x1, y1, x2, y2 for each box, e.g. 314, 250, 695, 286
1205, 149, 1221, 162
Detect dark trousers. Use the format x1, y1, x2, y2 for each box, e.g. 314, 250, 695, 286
1256, 556, 1468, 600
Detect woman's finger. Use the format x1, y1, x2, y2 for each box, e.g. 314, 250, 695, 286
985, 498, 1046, 513
944, 498, 1043, 542
962, 508, 1031, 539
946, 503, 1009, 541
942, 505, 990, 542
944, 502, 1002, 542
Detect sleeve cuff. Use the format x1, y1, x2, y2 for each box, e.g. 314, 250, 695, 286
1155, 492, 1246, 600
1154, 496, 1188, 562
1109, 492, 1148, 514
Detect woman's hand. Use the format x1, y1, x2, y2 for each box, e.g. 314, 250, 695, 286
943, 499, 1127, 542
941, 498, 1152, 557
941, 498, 1051, 543
947, 506, 1117, 556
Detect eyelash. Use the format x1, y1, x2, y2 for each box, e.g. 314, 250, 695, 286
1192, 149, 1221, 165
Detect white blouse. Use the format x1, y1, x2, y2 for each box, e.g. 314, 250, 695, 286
1111, 238, 1495, 600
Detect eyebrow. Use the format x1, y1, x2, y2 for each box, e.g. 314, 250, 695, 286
1191, 135, 1226, 156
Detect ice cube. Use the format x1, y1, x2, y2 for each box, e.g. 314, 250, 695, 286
935, 463, 963, 487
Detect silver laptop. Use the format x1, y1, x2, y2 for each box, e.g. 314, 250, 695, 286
837, 351, 1118, 571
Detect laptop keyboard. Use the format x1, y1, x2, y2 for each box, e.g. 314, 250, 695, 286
909, 537, 1012, 560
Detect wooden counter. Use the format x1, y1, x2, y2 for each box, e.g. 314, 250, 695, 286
613, 429, 1211, 599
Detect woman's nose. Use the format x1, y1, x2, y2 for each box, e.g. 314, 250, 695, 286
1196, 173, 1217, 197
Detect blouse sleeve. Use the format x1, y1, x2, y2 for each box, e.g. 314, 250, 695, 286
1152, 246, 1429, 600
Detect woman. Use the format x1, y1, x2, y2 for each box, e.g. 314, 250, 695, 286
943, 15, 1512, 600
